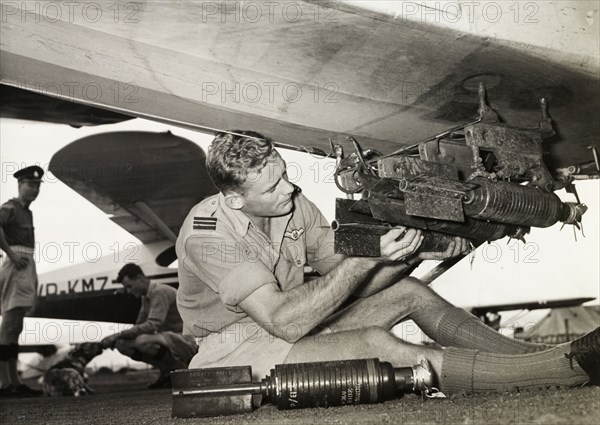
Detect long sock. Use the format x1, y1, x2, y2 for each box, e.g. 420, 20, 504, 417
8, 358, 21, 385
0, 361, 12, 388
0, 345, 14, 388
432, 307, 551, 354
7, 345, 21, 385
440, 343, 588, 394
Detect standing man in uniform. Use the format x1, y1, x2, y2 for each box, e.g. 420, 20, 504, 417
176, 131, 598, 394
0, 165, 44, 397
101, 263, 197, 388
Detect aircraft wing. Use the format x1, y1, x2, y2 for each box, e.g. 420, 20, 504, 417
31, 290, 142, 324
23, 131, 216, 324
469, 297, 596, 318
49, 131, 217, 243
467, 297, 596, 330
34, 136, 194, 324
2, 1, 599, 173
0, 85, 133, 127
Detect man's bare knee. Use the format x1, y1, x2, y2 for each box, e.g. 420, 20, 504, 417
387, 276, 435, 303
397, 276, 431, 292
400, 276, 424, 286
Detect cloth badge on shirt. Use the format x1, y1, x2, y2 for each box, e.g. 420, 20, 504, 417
193, 217, 217, 231
284, 228, 304, 241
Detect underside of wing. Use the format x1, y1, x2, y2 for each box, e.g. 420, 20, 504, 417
31, 290, 141, 324
2, 1, 598, 173
0, 85, 133, 127
470, 297, 596, 317
49, 131, 217, 242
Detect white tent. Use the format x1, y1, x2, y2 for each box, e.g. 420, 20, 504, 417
516, 305, 600, 344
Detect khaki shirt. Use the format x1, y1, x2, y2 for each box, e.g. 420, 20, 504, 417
0, 199, 35, 248
120, 281, 183, 338
176, 191, 342, 338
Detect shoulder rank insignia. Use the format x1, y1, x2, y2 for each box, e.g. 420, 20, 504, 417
193, 217, 217, 231
284, 228, 305, 241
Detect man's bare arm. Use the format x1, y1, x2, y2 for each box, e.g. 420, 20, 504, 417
353, 234, 471, 298
352, 259, 420, 298
0, 226, 14, 256
0, 227, 28, 269
239, 227, 424, 342
239, 256, 379, 342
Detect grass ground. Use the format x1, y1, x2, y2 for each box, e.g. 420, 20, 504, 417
0, 369, 598, 425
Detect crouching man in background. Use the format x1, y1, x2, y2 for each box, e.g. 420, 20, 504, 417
101, 264, 197, 388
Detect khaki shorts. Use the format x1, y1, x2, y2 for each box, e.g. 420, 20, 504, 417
0, 247, 37, 314
189, 320, 293, 379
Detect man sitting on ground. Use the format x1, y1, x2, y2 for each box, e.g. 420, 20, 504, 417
176, 130, 599, 394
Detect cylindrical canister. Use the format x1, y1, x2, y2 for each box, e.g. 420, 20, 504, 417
262, 358, 415, 409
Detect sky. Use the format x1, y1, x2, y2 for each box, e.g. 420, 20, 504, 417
1, 116, 599, 360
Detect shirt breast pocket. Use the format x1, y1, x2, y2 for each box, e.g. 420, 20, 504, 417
18, 222, 34, 230
18, 223, 34, 241
282, 237, 306, 268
